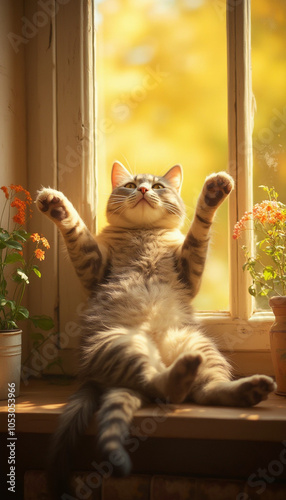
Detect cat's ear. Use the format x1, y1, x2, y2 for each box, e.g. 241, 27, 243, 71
163, 165, 183, 193
111, 161, 132, 189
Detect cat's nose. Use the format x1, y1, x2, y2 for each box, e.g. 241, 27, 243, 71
138, 186, 148, 195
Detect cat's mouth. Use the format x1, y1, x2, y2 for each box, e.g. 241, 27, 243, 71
134, 197, 153, 208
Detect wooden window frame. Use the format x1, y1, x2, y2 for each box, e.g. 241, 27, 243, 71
26, 0, 274, 378
199, 0, 273, 376
26, 0, 96, 373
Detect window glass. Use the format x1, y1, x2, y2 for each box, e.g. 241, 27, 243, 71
96, 0, 228, 310
252, 0, 286, 309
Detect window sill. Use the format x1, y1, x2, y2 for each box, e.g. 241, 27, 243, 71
0, 378, 285, 442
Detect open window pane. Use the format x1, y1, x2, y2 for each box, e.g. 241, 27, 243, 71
96, 0, 228, 310
252, 0, 286, 309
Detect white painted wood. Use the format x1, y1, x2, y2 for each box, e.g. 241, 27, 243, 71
24, 0, 58, 369
227, 0, 254, 321
56, 0, 96, 355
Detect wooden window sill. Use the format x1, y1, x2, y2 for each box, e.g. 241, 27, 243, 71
0, 378, 285, 442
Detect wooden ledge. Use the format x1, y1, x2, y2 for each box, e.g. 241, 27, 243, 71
0, 378, 285, 441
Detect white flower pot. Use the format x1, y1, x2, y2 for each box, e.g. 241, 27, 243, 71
0, 329, 22, 400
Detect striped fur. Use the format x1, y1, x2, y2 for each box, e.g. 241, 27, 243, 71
36, 162, 276, 496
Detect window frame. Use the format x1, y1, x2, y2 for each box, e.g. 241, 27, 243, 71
26, 0, 96, 375
26, 0, 274, 377
198, 0, 274, 375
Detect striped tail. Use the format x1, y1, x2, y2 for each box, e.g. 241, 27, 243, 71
96, 388, 143, 477
47, 381, 100, 498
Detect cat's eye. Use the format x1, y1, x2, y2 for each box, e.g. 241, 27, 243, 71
152, 183, 165, 190
124, 182, 136, 189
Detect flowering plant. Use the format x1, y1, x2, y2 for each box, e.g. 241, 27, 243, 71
0, 184, 53, 330
233, 186, 286, 298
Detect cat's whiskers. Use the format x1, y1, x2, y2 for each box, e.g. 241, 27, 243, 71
109, 195, 127, 201
162, 201, 183, 218
108, 201, 125, 207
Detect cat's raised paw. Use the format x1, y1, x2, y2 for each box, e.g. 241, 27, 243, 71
36, 188, 69, 222
203, 172, 234, 208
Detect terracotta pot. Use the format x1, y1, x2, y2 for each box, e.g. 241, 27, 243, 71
0, 329, 22, 400
269, 296, 286, 396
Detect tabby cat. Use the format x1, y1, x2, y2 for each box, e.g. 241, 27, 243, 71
36, 162, 275, 496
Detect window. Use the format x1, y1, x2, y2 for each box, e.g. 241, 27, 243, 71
96, 0, 229, 311
23, 0, 285, 377
252, 0, 286, 310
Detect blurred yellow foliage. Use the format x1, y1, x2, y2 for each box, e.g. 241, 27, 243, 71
96, 0, 286, 310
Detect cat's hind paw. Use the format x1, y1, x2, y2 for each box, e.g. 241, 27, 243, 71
234, 374, 276, 407
36, 188, 70, 222
166, 353, 202, 404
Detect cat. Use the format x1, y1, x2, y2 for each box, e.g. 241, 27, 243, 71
36, 161, 276, 496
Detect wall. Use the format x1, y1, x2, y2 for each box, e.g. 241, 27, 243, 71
0, 1, 28, 357
0, 0, 26, 187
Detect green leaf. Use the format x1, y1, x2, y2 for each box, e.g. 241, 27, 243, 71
5, 253, 24, 264
263, 267, 276, 281
9, 321, 18, 329
29, 315, 54, 331
5, 239, 23, 251
13, 230, 29, 242
17, 229, 30, 238
32, 265, 41, 278
0, 232, 9, 242
256, 239, 267, 249
0, 299, 16, 312
15, 306, 29, 320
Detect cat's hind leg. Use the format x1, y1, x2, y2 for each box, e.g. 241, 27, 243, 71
158, 327, 276, 407
191, 373, 276, 408
151, 352, 203, 404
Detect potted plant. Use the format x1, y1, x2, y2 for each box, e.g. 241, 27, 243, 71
233, 186, 286, 396
0, 184, 52, 399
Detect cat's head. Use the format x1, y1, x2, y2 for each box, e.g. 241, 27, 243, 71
106, 161, 185, 229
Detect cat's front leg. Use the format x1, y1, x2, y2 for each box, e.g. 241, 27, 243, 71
36, 188, 79, 227
36, 188, 104, 293
180, 172, 234, 297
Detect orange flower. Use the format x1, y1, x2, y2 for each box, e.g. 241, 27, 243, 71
232, 211, 252, 239
9, 185, 32, 223
10, 184, 32, 205
34, 248, 45, 261
10, 184, 23, 192
40, 236, 50, 249
31, 233, 41, 243
11, 198, 26, 225
253, 200, 286, 225
233, 200, 286, 239
1, 186, 9, 199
